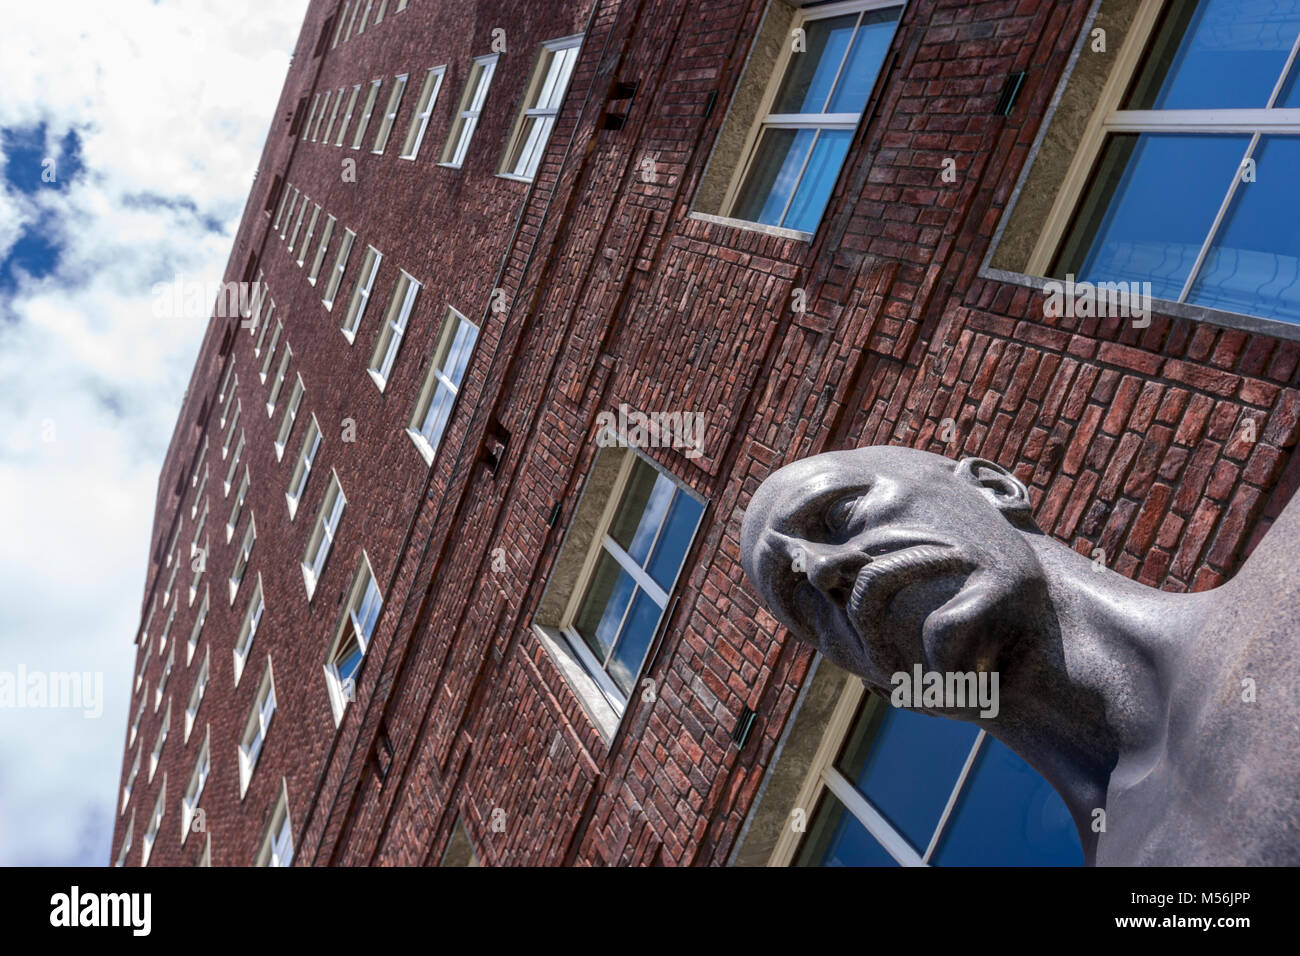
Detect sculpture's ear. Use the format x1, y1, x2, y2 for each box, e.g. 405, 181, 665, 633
955, 457, 1033, 520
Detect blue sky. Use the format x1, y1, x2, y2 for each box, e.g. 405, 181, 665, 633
0, 0, 309, 866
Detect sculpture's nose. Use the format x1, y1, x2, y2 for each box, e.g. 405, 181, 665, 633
801, 543, 872, 608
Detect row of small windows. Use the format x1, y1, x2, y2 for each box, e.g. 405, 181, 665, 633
302, 34, 580, 181
331, 0, 409, 53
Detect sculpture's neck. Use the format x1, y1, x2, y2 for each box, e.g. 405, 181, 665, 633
984, 536, 1222, 864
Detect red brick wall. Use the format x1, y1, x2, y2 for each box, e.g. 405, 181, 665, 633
113, 0, 1300, 867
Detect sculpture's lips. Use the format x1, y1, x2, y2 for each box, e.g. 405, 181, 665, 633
847, 543, 972, 630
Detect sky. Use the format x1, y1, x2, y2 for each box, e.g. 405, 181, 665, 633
0, 0, 310, 866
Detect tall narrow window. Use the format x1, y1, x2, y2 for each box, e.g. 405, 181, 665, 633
302, 474, 346, 599
332, 2, 350, 48
341, 244, 382, 338
323, 228, 356, 309
142, 779, 166, 866
287, 195, 310, 252
724, 2, 902, 235
273, 184, 293, 230
355, 0, 374, 35
266, 346, 292, 416
287, 415, 323, 519
374, 0, 389, 26
343, 0, 362, 42
401, 66, 446, 159
220, 374, 239, 426
190, 466, 208, 519
116, 814, 134, 867
280, 189, 300, 237
184, 648, 209, 742
441, 55, 499, 167
149, 702, 170, 782
275, 376, 305, 458
259, 319, 283, 382
302, 94, 321, 141
312, 92, 331, 141
230, 514, 256, 603
255, 783, 294, 866
407, 307, 479, 462
227, 468, 250, 542
188, 586, 208, 666
321, 88, 345, 143
222, 401, 242, 459
224, 432, 245, 494
233, 576, 264, 687
500, 37, 581, 180
297, 204, 321, 267
218, 357, 237, 404
155, 645, 174, 711
336, 85, 362, 146
373, 73, 409, 153
309, 215, 337, 285
368, 270, 420, 389
254, 300, 276, 354
122, 745, 141, 813
351, 79, 383, 150
180, 731, 210, 843
238, 661, 276, 796
325, 554, 383, 722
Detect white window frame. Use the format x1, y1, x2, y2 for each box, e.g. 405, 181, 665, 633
233, 576, 264, 688
184, 647, 209, 743
336, 85, 362, 146
332, 1, 351, 48
321, 88, 345, 144
324, 553, 383, 723
259, 319, 283, 382
287, 415, 323, 520
180, 730, 210, 844
401, 66, 447, 160
372, 73, 409, 153
142, 777, 166, 867
302, 473, 346, 600
287, 194, 310, 252
227, 468, 250, 542
499, 36, 582, 181
406, 306, 479, 463
280, 188, 301, 237
222, 401, 241, 459
297, 204, 321, 267
255, 781, 294, 866
312, 93, 331, 141
149, 701, 170, 783
122, 745, 141, 813
275, 375, 305, 458
230, 513, 256, 604
238, 660, 277, 798
352, 79, 383, 150
187, 586, 208, 666
254, 300, 276, 355
441, 54, 499, 167
323, 229, 357, 309
155, 644, 174, 712
309, 215, 337, 285
224, 431, 245, 495
367, 270, 420, 389
266, 345, 292, 416
303, 94, 321, 140
341, 244, 382, 339
116, 813, 134, 867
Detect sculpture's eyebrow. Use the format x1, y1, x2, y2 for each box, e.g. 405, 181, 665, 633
775, 481, 872, 533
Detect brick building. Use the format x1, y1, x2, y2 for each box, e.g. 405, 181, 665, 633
112, 0, 1300, 867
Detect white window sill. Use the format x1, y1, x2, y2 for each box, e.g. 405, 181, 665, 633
301, 564, 319, 602
437, 162, 463, 170
367, 368, 388, 392
323, 299, 335, 312
286, 494, 300, 521
686, 210, 813, 242
225, 525, 235, 543
266, 402, 276, 418
495, 172, 534, 184
405, 428, 435, 465
340, 327, 356, 345
274, 442, 286, 461
531, 625, 622, 743
228, 580, 240, 605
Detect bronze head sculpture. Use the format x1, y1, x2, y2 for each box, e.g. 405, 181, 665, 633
741, 445, 1300, 865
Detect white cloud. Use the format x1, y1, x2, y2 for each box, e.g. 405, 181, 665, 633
0, 0, 309, 866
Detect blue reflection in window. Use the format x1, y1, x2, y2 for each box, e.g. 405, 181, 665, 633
933, 737, 1083, 866
803, 791, 900, 867
646, 491, 704, 591
784, 130, 853, 234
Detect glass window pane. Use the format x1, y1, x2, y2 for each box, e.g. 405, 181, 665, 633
574, 551, 635, 662
1055, 132, 1251, 302
1188, 135, 1300, 324
1125, 0, 1300, 109
1280, 58, 1300, 106
420, 383, 456, 450
826, 8, 901, 114
732, 128, 816, 227
836, 699, 978, 853
335, 633, 364, 684
609, 463, 674, 566
796, 790, 900, 867
772, 13, 858, 114
645, 490, 704, 590
783, 128, 852, 233
606, 590, 662, 695
932, 738, 1083, 866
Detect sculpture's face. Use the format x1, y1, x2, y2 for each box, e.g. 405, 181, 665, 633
741, 446, 1048, 688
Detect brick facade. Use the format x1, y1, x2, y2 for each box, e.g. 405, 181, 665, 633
112, 0, 1300, 866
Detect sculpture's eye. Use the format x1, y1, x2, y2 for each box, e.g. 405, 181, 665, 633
825, 494, 862, 535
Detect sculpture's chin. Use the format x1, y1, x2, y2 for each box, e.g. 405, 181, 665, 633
919, 577, 1012, 675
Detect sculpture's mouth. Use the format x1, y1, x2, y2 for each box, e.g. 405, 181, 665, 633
846, 543, 974, 634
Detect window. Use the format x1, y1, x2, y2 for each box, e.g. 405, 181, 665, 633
287, 416, 322, 519
222, 401, 241, 459
191, 466, 208, 519
219, 358, 237, 404
441, 55, 498, 167
135, 631, 152, 694
287, 194, 310, 252
275, 376, 305, 458
116, 814, 134, 867
373, 73, 408, 153
321, 88, 345, 144
220, 374, 238, 427
303, 93, 321, 140
224, 432, 245, 494
158, 605, 176, 662
373, 0, 389, 25
189, 437, 209, 488
341, 244, 382, 338
255, 783, 294, 866
336, 85, 362, 146
500, 36, 581, 180
297, 204, 321, 266
190, 501, 208, 558
325, 554, 383, 722
188, 587, 208, 666
356, 0, 374, 34
185, 648, 209, 742
266, 346, 292, 415
401, 66, 446, 159
247, 275, 268, 333
343, 0, 362, 42
273, 180, 293, 227
142, 779, 166, 866
279, 188, 300, 237
352, 79, 383, 149
1035, 0, 1300, 326
227, 469, 250, 542
149, 701, 170, 782
538, 446, 705, 720
155, 645, 174, 711
254, 300, 276, 355
164, 520, 181, 570
122, 745, 141, 813
199, 836, 211, 867
238, 661, 276, 797
312, 92, 331, 141
129, 694, 145, 746
162, 561, 179, 609
407, 307, 478, 462
699, 0, 902, 236
772, 676, 1082, 866
302, 474, 345, 599
323, 228, 356, 309
233, 577, 264, 687
332, 1, 351, 48
180, 731, 209, 843
230, 514, 256, 603
309, 215, 337, 285
259, 319, 283, 382
368, 270, 420, 388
